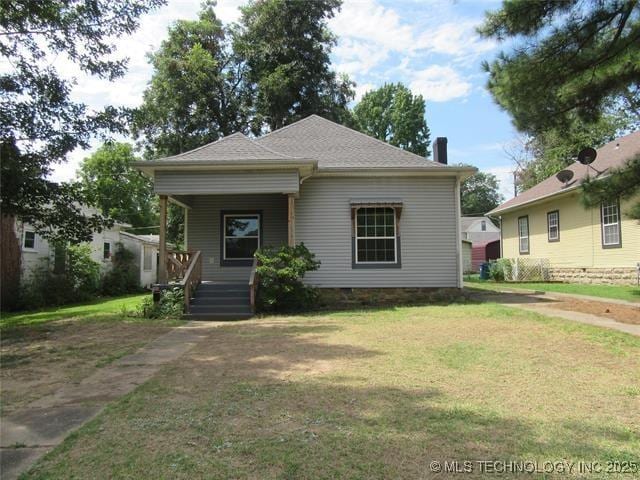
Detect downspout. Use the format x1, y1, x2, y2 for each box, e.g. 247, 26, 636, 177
454, 175, 463, 288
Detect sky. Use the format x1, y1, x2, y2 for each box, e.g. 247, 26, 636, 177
52, 0, 519, 199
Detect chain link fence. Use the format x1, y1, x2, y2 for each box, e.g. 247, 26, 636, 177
491, 258, 551, 282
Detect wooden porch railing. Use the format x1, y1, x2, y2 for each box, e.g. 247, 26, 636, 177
249, 256, 260, 313
166, 250, 194, 281
180, 250, 202, 313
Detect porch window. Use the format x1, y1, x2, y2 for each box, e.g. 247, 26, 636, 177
355, 207, 397, 264
223, 214, 261, 260
518, 216, 529, 254
601, 200, 621, 248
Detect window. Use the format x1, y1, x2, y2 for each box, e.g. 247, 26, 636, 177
547, 210, 559, 242
481, 220, 487, 231
355, 207, 397, 264
23, 230, 36, 250
103, 242, 111, 259
223, 214, 260, 260
601, 200, 621, 248
54, 244, 66, 273
143, 245, 153, 271
518, 216, 529, 254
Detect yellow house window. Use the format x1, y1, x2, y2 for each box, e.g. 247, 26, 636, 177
518, 216, 529, 254
547, 210, 559, 242
601, 200, 621, 248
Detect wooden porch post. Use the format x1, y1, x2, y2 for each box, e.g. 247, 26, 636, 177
158, 195, 168, 283
287, 193, 296, 246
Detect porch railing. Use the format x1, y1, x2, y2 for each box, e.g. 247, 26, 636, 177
249, 256, 260, 313
166, 250, 194, 281
180, 250, 202, 313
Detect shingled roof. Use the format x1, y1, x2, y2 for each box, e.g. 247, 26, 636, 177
256, 115, 445, 169
143, 115, 456, 171
489, 130, 640, 215
150, 132, 302, 163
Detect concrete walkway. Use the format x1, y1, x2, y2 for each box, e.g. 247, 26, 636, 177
470, 289, 640, 337
0, 321, 220, 480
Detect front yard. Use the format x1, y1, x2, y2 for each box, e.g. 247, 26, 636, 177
1, 295, 181, 414
466, 276, 640, 303
21, 302, 640, 479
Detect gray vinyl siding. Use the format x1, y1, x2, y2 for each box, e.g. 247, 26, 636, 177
296, 177, 458, 287
187, 194, 288, 282
155, 170, 299, 195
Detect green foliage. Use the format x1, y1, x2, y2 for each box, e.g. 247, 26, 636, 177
20, 244, 101, 308
139, 288, 184, 319
488, 259, 513, 282
101, 243, 141, 296
233, 0, 354, 130
255, 243, 320, 313
461, 171, 504, 215
1, 0, 164, 243
353, 83, 431, 157
78, 143, 157, 231
581, 153, 640, 220
479, 0, 640, 134
133, 2, 254, 157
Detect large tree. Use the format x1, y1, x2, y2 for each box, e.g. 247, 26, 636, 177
461, 171, 504, 216
233, 0, 354, 130
133, 1, 253, 158
353, 83, 431, 157
77, 143, 157, 232
509, 113, 627, 191
1, 0, 165, 243
479, 0, 640, 134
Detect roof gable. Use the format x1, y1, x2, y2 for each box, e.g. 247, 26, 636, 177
256, 115, 444, 169
490, 130, 640, 215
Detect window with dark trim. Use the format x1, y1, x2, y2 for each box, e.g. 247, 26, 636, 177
223, 213, 261, 262
103, 242, 111, 259
547, 210, 559, 242
355, 207, 397, 264
23, 230, 36, 250
601, 200, 621, 248
481, 220, 487, 231
518, 216, 529, 254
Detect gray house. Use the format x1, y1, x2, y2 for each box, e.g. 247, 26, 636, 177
136, 115, 475, 318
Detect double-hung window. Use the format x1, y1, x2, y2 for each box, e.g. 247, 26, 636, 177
601, 200, 621, 248
103, 242, 111, 260
223, 214, 260, 261
518, 216, 529, 254
355, 207, 397, 264
143, 245, 153, 271
547, 210, 559, 242
23, 230, 36, 250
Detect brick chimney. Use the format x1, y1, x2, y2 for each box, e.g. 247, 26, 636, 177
433, 137, 448, 165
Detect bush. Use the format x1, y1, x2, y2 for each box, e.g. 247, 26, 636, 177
255, 243, 320, 313
489, 258, 513, 282
102, 242, 140, 296
20, 244, 101, 308
139, 287, 184, 318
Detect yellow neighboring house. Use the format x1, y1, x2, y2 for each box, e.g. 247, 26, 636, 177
489, 131, 640, 285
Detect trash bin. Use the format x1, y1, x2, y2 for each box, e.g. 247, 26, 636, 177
479, 262, 490, 280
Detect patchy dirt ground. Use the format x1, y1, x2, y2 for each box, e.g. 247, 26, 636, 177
547, 298, 640, 325
1, 319, 175, 414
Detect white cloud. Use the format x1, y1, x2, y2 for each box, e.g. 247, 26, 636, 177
409, 65, 472, 102
415, 21, 495, 58
486, 165, 516, 201
354, 82, 376, 102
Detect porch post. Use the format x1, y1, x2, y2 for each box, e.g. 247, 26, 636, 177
158, 195, 168, 283
287, 193, 296, 246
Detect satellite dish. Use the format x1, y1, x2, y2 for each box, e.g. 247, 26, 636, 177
577, 147, 597, 165
556, 169, 574, 184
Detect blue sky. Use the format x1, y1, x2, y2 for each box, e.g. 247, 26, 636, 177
51, 0, 519, 199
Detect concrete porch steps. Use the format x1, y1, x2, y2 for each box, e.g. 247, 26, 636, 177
183, 283, 253, 321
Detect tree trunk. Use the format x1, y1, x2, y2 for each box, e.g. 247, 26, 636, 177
1, 214, 22, 310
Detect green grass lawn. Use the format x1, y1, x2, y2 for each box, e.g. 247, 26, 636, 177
1, 294, 149, 329
465, 276, 640, 303
23, 302, 640, 479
